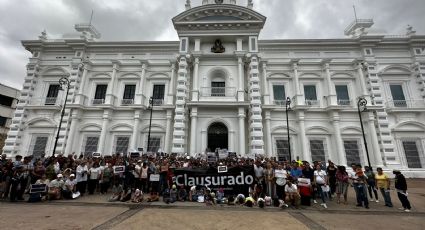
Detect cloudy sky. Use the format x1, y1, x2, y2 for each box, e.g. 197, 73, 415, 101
0, 0, 424, 90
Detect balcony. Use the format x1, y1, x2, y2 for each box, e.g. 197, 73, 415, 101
27, 97, 62, 109
121, 99, 134, 106
200, 87, 236, 98
92, 99, 105, 105
305, 99, 320, 106
152, 99, 164, 106
273, 100, 287, 106
386, 100, 425, 111
337, 99, 352, 106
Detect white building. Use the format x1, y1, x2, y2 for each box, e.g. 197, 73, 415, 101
0, 83, 20, 153
3, 0, 425, 176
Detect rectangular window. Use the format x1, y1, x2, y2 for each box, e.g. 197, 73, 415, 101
115, 136, 130, 154
45, 84, 60, 105
123, 85, 136, 104
147, 137, 161, 152
390, 85, 406, 107
0, 95, 14, 107
344, 140, 361, 165
310, 140, 326, 162
0, 116, 7, 127
211, 82, 225, 97
276, 139, 290, 162
336, 85, 350, 105
304, 85, 317, 100
30, 135, 49, 159
94, 84, 107, 99
84, 136, 99, 155
402, 141, 422, 168
152, 84, 165, 105
273, 85, 285, 104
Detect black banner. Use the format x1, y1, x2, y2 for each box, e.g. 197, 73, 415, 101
174, 166, 254, 195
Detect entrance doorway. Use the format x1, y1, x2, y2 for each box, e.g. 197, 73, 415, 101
207, 122, 228, 152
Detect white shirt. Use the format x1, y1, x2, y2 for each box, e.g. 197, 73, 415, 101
133, 164, 141, 178
89, 167, 101, 180
65, 179, 76, 191
254, 165, 264, 178
285, 184, 298, 193
314, 170, 327, 185
274, 169, 287, 185
76, 165, 88, 182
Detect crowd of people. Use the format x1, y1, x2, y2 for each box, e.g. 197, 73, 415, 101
0, 152, 413, 212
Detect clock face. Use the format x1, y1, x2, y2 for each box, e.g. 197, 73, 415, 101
215, 0, 223, 4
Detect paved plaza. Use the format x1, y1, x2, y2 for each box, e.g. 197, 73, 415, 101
0, 179, 424, 230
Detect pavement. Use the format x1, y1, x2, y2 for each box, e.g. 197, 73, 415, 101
0, 179, 424, 230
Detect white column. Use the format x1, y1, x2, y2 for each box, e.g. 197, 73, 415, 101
75, 65, 88, 105
190, 107, 198, 154
237, 56, 244, 101
130, 110, 141, 151
64, 110, 79, 155
265, 111, 273, 157
356, 63, 369, 97
105, 63, 118, 105
293, 62, 301, 95
97, 110, 110, 153
332, 112, 346, 166
229, 131, 235, 152
192, 57, 200, 101
367, 114, 384, 166
164, 110, 173, 153
201, 129, 207, 153
298, 111, 310, 162
167, 63, 176, 105
238, 107, 246, 155
262, 63, 270, 105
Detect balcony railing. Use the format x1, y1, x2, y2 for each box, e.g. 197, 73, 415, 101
386, 100, 425, 108
152, 99, 164, 106
29, 97, 61, 106
273, 100, 287, 106
305, 99, 320, 106
92, 99, 105, 105
121, 99, 134, 105
200, 87, 236, 97
337, 99, 352, 106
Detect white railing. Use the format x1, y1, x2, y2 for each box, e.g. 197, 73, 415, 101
121, 99, 134, 105
152, 99, 164, 106
273, 100, 288, 106
337, 99, 352, 106
29, 97, 61, 106
200, 87, 236, 97
386, 100, 425, 108
305, 99, 320, 106
92, 99, 105, 105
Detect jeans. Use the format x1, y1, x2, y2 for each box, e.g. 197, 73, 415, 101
356, 184, 369, 207
379, 188, 393, 207
367, 182, 379, 200
353, 183, 361, 205
316, 184, 326, 203
397, 190, 411, 210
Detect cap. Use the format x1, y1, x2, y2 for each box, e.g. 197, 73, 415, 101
57, 174, 63, 178
70, 174, 75, 177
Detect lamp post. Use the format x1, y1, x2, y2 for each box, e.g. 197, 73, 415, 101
285, 96, 292, 162
52, 77, 70, 156
147, 97, 154, 153
357, 96, 372, 168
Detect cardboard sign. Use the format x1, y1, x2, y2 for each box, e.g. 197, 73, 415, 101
113, 166, 125, 173
218, 149, 228, 159
297, 178, 311, 187
92, 152, 101, 158
149, 174, 160, 182
228, 152, 237, 159
29, 184, 47, 194
218, 166, 228, 173
207, 154, 217, 163
130, 152, 140, 158
137, 148, 144, 152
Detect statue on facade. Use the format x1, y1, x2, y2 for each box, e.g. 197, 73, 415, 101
211, 39, 225, 53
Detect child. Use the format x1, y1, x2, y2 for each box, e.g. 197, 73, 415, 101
131, 189, 143, 203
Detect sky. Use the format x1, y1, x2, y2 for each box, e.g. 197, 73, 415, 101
0, 0, 424, 90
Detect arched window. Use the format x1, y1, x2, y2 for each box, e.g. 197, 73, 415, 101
210, 69, 226, 97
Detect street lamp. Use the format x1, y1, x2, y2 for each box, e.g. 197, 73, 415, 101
147, 97, 154, 153
52, 77, 70, 156
357, 96, 372, 168
285, 96, 292, 162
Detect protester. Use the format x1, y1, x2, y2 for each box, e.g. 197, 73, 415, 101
76, 161, 88, 196
48, 174, 64, 200
375, 167, 392, 207
88, 162, 101, 195
364, 166, 379, 203
393, 170, 411, 212
313, 164, 328, 209
284, 179, 300, 208
335, 166, 349, 204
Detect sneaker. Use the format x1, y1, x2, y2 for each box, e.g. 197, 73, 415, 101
321, 203, 327, 209
370, 199, 374, 202
375, 200, 379, 203
313, 200, 318, 204
404, 209, 411, 212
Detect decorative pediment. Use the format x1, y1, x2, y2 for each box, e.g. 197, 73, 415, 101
173, 4, 266, 36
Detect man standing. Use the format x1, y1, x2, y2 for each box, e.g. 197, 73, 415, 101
76, 161, 88, 196
393, 170, 411, 212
